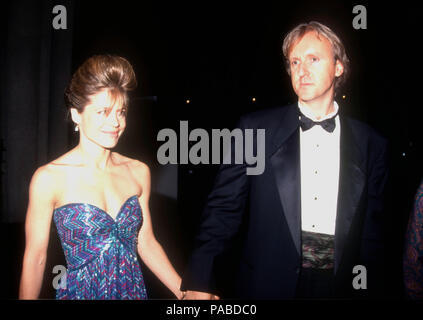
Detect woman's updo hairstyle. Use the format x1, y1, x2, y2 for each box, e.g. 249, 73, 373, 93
64, 54, 137, 113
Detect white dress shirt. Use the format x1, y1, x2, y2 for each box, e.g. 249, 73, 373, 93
299, 101, 341, 235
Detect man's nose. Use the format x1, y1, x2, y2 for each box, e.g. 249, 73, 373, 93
298, 62, 309, 77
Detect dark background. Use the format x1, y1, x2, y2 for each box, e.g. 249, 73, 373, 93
1, 0, 422, 299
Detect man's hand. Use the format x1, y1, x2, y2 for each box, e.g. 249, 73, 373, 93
183, 290, 220, 300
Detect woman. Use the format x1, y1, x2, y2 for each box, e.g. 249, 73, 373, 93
19, 55, 185, 299
404, 180, 423, 299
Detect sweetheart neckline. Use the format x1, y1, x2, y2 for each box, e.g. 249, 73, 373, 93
53, 195, 140, 222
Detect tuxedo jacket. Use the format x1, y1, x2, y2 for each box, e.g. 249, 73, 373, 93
181, 104, 389, 299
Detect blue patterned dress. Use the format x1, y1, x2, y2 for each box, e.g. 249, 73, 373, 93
404, 181, 423, 299
53, 195, 148, 299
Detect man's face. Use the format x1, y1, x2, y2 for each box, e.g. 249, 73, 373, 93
288, 31, 343, 105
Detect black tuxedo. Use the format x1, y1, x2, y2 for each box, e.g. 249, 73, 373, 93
181, 104, 389, 299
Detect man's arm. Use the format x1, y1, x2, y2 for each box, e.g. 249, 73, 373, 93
181, 117, 252, 298
360, 136, 389, 297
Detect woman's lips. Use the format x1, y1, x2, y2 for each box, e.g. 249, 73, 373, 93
102, 131, 118, 137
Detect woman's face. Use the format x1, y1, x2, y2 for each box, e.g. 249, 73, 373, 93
72, 89, 128, 149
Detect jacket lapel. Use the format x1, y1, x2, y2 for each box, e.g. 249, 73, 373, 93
334, 116, 366, 274
269, 107, 366, 265
270, 104, 301, 256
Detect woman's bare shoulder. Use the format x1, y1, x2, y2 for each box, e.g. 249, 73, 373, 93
111, 154, 151, 201
30, 150, 79, 193
28, 163, 62, 205
30, 164, 58, 186
113, 153, 150, 173
112, 153, 150, 188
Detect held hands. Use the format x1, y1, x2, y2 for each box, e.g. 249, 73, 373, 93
177, 290, 186, 300
182, 290, 220, 300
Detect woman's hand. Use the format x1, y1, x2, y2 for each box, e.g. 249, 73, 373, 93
178, 290, 187, 300
183, 290, 220, 300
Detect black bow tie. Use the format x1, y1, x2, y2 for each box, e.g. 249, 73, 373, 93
299, 112, 337, 133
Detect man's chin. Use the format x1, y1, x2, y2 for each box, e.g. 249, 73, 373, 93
297, 95, 317, 103
295, 89, 315, 100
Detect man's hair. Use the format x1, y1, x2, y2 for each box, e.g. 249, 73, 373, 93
64, 54, 137, 113
282, 21, 350, 92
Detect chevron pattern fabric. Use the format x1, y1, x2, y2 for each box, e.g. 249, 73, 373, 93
53, 195, 148, 299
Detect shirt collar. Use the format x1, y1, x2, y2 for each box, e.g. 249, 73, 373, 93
298, 100, 339, 122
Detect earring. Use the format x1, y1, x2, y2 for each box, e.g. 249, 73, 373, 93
75, 125, 79, 132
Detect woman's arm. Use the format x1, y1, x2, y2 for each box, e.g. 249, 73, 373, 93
19, 166, 56, 299
134, 162, 185, 299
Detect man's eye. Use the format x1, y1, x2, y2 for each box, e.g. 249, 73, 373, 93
311, 57, 319, 62
97, 110, 107, 115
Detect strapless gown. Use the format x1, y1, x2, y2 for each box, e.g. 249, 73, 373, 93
53, 195, 148, 299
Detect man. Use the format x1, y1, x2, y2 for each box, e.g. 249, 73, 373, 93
181, 21, 388, 299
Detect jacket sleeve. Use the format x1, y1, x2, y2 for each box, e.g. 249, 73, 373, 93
359, 135, 389, 296
180, 116, 252, 293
